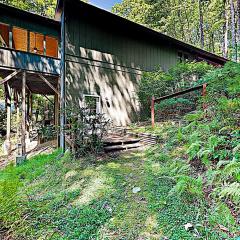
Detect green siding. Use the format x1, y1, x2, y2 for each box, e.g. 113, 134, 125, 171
66, 60, 141, 125
64, 2, 186, 125
65, 10, 178, 72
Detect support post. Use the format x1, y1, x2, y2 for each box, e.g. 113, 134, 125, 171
60, 6, 66, 151
21, 71, 26, 158
14, 91, 20, 139
3, 83, 12, 154
202, 83, 207, 110
151, 96, 155, 128
54, 93, 60, 146
26, 92, 30, 141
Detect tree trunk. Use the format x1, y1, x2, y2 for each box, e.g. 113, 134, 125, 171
198, 0, 204, 49
230, 0, 237, 61
237, 0, 240, 44
223, 0, 229, 58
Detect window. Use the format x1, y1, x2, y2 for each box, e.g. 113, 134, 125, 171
46, 36, 58, 58
1, 24, 58, 58
29, 32, 44, 55
178, 52, 183, 63
0, 23, 9, 47
178, 51, 189, 62
84, 95, 101, 115
12, 27, 28, 51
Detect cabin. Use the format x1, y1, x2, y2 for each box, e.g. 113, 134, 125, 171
55, 0, 227, 128
0, 1, 227, 155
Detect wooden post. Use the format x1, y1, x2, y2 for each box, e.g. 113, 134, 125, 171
15, 91, 20, 139
26, 92, 30, 140
151, 96, 155, 128
4, 83, 12, 154
29, 93, 33, 119
202, 83, 207, 110
21, 71, 26, 157
54, 93, 60, 146
60, 5, 66, 151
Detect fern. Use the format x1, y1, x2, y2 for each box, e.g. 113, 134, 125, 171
221, 161, 240, 181
219, 182, 240, 204
169, 175, 203, 199
187, 141, 202, 160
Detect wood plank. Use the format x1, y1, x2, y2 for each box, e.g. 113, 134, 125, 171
5, 83, 11, 143
38, 74, 59, 95
154, 84, 207, 103
0, 69, 21, 85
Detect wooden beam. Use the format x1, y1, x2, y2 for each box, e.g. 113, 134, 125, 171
151, 96, 155, 128
5, 84, 11, 142
43, 94, 54, 105
154, 84, 207, 103
21, 71, 26, 156
14, 90, 20, 139
54, 93, 59, 126
0, 69, 21, 85
38, 74, 59, 95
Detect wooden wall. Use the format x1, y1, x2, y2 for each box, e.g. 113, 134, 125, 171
0, 48, 60, 75
64, 2, 189, 125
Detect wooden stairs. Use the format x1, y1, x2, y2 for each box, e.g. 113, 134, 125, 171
103, 128, 160, 152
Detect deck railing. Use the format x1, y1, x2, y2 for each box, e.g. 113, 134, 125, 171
0, 47, 60, 75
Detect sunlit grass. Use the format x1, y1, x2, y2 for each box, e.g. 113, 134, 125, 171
0, 120, 239, 239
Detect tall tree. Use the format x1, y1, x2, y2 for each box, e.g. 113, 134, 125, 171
223, 0, 229, 58
230, 0, 237, 60
198, 0, 205, 48
237, 0, 240, 45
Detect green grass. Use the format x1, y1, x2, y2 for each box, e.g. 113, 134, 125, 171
0, 121, 239, 239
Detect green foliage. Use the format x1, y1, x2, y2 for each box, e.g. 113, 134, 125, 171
218, 182, 240, 204
138, 62, 213, 119
112, 0, 238, 60
131, 61, 240, 237
0, 0, 57, 17
65, 105, 110, 157
169, 175, 203, 199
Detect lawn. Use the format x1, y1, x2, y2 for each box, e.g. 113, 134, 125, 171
1, 120, 239, 239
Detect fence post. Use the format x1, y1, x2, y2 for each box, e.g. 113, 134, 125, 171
151, 96, 155, 128
202, 83, 207, 110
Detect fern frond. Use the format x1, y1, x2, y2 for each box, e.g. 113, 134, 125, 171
219, 182, 240, 203
221, 161, 240, 181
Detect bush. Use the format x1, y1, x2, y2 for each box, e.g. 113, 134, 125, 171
65, 105, 110, 157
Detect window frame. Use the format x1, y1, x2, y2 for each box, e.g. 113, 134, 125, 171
83, 94, 101, 115
0, 22, 59, 59
0, 22, 10, 48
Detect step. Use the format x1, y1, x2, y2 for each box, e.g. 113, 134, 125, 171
104, 142, 142, 152
103, 137, 141, 146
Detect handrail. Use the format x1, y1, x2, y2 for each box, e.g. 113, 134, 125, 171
154, 84, 208, 103
151, 83, 207, 127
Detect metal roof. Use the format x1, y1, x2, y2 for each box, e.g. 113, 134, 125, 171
0, 1, 228, 65
56, 0, 228, 65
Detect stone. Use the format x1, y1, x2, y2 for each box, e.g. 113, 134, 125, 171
132, 187, 141, 193
184, 223, 194, 231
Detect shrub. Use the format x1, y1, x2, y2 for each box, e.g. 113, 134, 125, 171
65, 105, 110, 157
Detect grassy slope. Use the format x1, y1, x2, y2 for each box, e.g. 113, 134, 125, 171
1, 122, 239, 239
